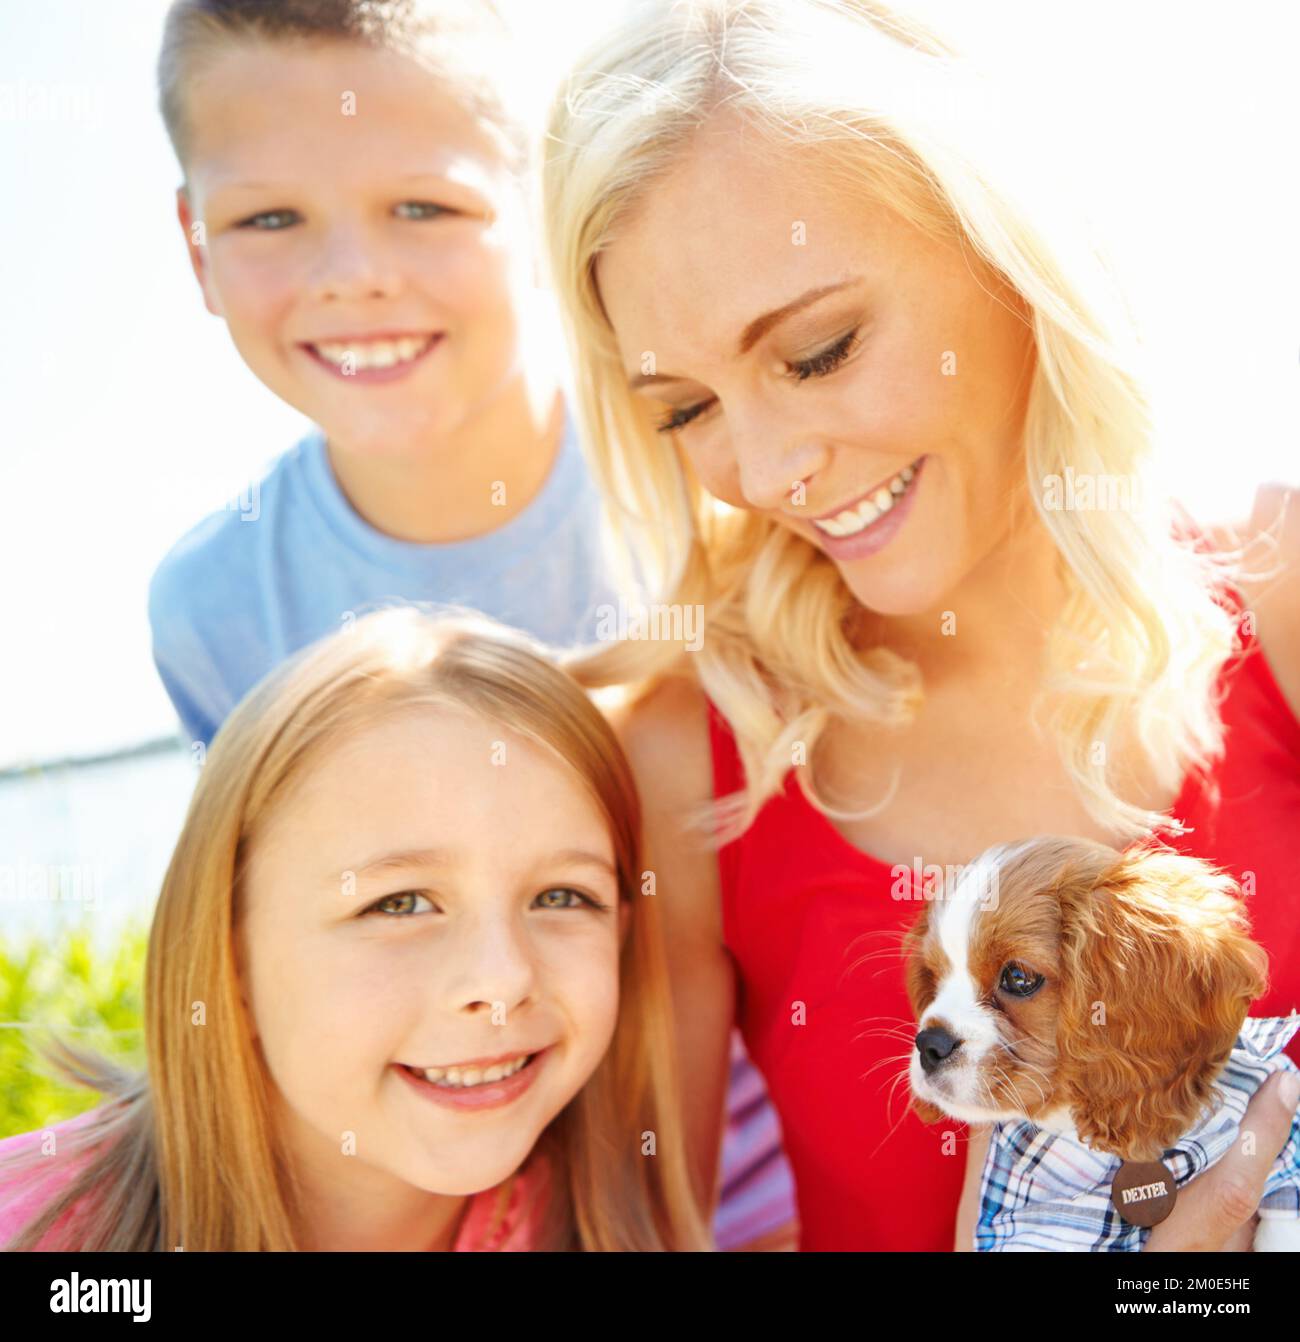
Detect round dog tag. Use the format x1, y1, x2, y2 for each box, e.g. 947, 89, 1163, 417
1110, 1159, 1177, 1227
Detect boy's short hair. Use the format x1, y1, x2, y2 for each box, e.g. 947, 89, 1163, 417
157, 0, 532, 180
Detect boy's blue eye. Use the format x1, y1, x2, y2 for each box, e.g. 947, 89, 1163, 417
237, 209, 300, 230
395, 201, 452, 220
366, 891, 436, 917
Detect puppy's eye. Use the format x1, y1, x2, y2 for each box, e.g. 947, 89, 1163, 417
998, 963, 1045, 997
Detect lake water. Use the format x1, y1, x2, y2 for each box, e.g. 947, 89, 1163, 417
0, 743, 196, 950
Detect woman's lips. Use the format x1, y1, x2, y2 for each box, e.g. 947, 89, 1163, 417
808, 454, 927, 561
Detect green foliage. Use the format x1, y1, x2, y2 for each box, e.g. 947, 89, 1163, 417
0, 923, 147, 1138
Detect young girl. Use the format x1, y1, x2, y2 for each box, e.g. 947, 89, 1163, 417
0, 607, 710, 1250
541, 0, 1300, 1250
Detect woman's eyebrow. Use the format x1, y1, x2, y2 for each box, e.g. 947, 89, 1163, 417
627, 276, 863, 389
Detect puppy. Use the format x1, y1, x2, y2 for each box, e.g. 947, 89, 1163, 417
903, 835, 1300, 1251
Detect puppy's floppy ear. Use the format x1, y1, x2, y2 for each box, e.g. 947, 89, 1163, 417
902, 900, 934, 1022
902, 902, 947, 1124
1056, 847, 1268, 1161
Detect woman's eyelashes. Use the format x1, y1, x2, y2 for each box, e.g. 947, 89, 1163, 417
654, 324, 864, 435
359, 886, 611, 918
233, 201, 454, 230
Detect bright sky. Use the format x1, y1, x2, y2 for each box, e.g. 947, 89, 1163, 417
0, 0, 1295, 767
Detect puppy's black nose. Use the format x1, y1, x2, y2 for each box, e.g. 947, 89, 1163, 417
915, 1026, 960, 1075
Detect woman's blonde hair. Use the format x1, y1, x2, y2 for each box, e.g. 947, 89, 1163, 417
543, 0, 1273, 845
3, 607, 710, 1250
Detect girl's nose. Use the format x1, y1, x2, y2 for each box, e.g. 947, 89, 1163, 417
446, 919, 540, 1020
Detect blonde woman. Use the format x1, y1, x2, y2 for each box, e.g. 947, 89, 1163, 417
544, 0, 1300, 1249
0, 609, 709, 1250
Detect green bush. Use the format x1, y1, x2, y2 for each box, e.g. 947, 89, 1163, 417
0, 923, 148, 1139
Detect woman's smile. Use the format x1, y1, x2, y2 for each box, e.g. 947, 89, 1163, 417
803, 454, 929, 561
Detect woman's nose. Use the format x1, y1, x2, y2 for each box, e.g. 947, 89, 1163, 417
730, 424, 829, 512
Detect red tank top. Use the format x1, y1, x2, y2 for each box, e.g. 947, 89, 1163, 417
707, 559, 1300, 1252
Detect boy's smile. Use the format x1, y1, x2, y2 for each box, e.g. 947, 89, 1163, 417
299, 330, 445, 383
176, 39, 532, 460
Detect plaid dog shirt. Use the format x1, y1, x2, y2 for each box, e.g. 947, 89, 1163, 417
974, 1014, 1300, 1251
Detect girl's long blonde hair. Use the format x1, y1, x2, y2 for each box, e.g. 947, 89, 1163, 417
3, 608, 710, 1250
543, 0, 1272, 845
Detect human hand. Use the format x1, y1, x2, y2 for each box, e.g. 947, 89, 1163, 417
1143, 1070, 1300, 1251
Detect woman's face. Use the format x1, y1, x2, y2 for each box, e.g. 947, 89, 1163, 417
237, 705, 626, 1199
594, 109, 1038, 616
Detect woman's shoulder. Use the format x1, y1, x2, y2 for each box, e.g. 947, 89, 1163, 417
605, 669, 714, 808
1201, 481, 1300, 720
603, 666, 726, 939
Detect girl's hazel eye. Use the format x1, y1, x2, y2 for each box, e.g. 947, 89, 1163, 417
367, 891, 436, 917
533, 887, 602, 911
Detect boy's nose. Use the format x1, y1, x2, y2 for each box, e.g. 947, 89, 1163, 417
309, 229, 402, 303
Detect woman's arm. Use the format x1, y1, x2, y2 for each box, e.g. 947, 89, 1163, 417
609, 673, 735, 1221
1143, 482, 1300, 1250
1142, 1070, 1300, 1251
1212, 480, 1300, 715
953, 1123, 992, 1251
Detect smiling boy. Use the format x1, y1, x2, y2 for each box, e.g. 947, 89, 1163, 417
147, 0, 611, 744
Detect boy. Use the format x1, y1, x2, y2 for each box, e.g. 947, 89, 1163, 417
147, 0, 795, 1250
148, 0, 608, 744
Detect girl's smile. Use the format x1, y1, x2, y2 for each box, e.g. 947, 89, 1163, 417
394, 1046, 553, 1112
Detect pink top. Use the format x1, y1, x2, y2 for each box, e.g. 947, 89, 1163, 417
0, 1113, 549, 1251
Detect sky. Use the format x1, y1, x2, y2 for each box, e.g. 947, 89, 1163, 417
0, 0, 1295, 768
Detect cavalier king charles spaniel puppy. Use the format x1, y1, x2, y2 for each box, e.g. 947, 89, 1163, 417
904, 835, 1300, 1251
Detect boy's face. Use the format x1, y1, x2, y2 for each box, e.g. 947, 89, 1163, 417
177, 40, 533, 457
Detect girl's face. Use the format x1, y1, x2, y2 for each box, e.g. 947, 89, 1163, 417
594, 108, 1039, 617
178, 40, 532, 458
238, 705, 626, 1198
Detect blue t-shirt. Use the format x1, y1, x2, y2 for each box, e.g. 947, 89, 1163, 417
147, 410, 615, 747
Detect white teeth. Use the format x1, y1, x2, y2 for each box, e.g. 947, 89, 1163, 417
418, 1054, 531, 1088
312, 335, 435, 371
812, 460, 921, 538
